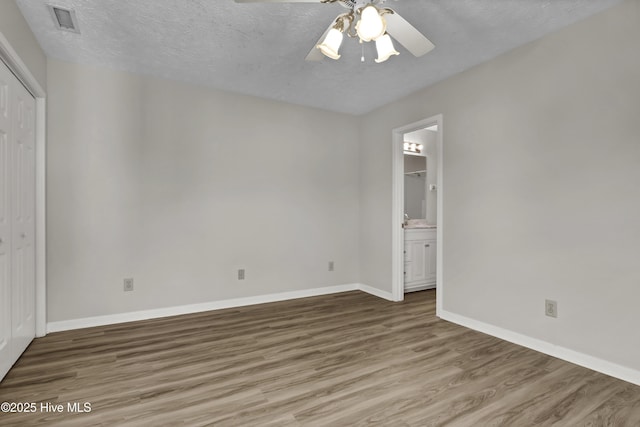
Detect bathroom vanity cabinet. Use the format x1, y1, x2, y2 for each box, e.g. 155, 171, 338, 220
404, 228, 436, 292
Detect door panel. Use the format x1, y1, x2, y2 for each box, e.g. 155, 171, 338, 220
425, 239, 436, 283
408, 240, 427, 283
11, 81, 35, 360
0, 63, 12, 379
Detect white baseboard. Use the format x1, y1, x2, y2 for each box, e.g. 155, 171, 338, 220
439, 310, 640, 387
358, 283, 395, 301
46, 282, 395, 334
47, 284, 361, 333
404, 283, 436, 293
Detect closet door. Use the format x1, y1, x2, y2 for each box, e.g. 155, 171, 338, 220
0, 61, 13, 379
10, 72, 36, 362
0, 60, 36, 381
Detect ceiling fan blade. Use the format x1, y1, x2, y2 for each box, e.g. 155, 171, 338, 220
385, 10, 435, 57
235, 0, 323, 3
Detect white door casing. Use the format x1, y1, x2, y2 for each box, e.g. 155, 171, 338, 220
392, 115, 443, 314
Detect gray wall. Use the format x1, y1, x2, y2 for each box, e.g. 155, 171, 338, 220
359, 0, 640, 371
0, 0, 46, 90
46, 59, 360, 322
8, 0, 638, 374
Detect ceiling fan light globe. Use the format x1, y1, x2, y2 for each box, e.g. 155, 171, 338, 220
317, 28, 343, 60
375, 34, 399, 63
356, 5, 386, 42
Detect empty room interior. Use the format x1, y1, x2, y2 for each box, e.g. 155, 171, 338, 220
1, 0, 639, 425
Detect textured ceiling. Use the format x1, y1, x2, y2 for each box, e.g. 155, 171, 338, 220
16, 0, 623, 115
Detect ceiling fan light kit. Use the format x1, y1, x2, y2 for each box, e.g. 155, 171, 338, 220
374, 33, 399, 63
317, 28, 344, 59
355, 5, 386, 42
236, 0, 434, 64
317, 4, 397, 63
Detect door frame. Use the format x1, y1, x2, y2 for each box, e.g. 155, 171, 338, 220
391, 115, 443, 315
0, 32, 46, 337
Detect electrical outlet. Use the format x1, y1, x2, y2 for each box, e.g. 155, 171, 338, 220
328, 261, 334, 272
545, 299, 557, 318
238, 269, 245, 280
124, 278, 134, 292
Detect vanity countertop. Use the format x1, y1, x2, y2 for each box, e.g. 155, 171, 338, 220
404, 224, 437, 229
404, 219, 436, 229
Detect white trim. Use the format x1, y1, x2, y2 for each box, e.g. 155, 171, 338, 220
358, 283, 394, 301
391, 115, 444, 312
0, 32, 47, 337
391, 126, 405, 302
34, 99, 46, 337
435, 117, 444, 316
47, 283, 398, 333
440, 309, 640, 387
48, 284, 360, 333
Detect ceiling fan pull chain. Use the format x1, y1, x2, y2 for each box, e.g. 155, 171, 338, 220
361, 44, 365, 62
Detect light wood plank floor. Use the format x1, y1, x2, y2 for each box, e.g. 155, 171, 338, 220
1, 290, 639, 426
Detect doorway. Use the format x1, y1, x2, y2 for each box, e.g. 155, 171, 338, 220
392, 115, 443, 315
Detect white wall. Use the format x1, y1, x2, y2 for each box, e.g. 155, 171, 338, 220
359, 0, 640, 371
46, 59, 360, 322
0, 1, 46, 90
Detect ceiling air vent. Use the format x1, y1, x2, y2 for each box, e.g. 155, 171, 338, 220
47, 5, 80, 33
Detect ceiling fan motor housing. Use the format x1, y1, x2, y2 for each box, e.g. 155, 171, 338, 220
337, 0, 385, 10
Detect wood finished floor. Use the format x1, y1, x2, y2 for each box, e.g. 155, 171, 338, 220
1, 290, 639, 426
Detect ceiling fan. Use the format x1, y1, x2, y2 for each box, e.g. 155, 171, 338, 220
234, 0, 435, 63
